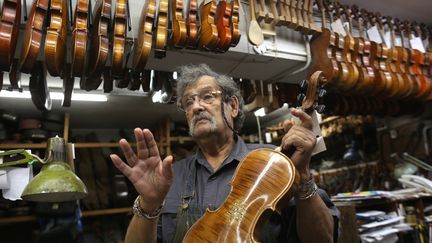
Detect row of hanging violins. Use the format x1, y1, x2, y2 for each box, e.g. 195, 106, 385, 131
307, 0, 432, 103
251, 0, 320, 35
0, 0, 241, 111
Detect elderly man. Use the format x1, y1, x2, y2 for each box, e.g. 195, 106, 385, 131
110, 64, 339, 243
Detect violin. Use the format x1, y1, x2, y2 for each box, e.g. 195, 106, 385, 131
330, 1, 358, 92
19, 0, 49, 74
389, 18, 415, 98
155, 0, 168, 58
198, 0, 219, 50
171, 0, 187, 48
404, 21, 432, 100
44, 0, 68, 77
82, 0, 111, 91
349, 5, 375, 94
71, 0, 89, 78
111, 0, 127, 77
185, 0, 198, 48
132, 0, 156, 72
229, 0, 240, 47
307, 0, 340, 90
0, 0, 21, 71
364, 11, 392, 97
215, 0, 232, 52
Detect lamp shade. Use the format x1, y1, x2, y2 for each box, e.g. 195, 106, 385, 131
21, 136, 88, 202
21, 162, 88, 202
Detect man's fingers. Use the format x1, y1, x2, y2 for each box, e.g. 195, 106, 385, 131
135, 128, 150, 159
119, 138, 138, 167
161, 155, 174, 180
290, 108, 313, 130
143, 129, 160, 157
110, 154, 133, 178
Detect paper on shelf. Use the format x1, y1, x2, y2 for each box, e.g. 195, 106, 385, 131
2, 166, 33, 201
0, 155, 9, 189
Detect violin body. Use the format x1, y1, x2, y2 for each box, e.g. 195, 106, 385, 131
71, 0, 88, 77
45, 0, 68, 77
0, 0, 21, 71
185, 0, 198, 48
155, 0, 168, 58
19, 0, 48, 73
132, 0, 156, 71
230, 0, 240, 47
215, 0, 232, 52
183, 148, 299, 242
83, 0, 111, 90
111, 0, 127, 77
198, 0, 219, 50
171, 0, 187, 48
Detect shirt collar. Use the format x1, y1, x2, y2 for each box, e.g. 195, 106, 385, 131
194, 136, 250, 172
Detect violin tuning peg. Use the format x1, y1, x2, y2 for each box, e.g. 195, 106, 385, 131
316, 104, 326, 113
318, 89, 327, 98
300, 79, 308, 92
296, 93, 305, 104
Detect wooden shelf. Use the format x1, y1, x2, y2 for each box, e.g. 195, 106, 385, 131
0, 143, 47, 149
0, 207, 131, 225
0, 142, 139, 150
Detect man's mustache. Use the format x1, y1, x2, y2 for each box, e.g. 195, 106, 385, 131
191, 112, 214, 126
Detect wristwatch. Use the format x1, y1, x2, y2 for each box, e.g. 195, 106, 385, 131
132, 195, 164, 220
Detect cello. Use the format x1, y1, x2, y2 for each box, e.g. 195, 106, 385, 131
183, 71, 326, 242
0, 0, 21, 72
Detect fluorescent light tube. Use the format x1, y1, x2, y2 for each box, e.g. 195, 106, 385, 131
0, 90, 108, 102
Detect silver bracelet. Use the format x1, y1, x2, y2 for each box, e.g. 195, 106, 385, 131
132, 195, 164, 220
295, 176, 318, 200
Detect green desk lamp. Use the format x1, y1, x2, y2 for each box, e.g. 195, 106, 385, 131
0, 136, 88, 202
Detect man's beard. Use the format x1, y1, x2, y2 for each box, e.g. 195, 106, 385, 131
189, 111, 217, 137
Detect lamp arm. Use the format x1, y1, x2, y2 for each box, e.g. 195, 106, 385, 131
0, 149, 49, 168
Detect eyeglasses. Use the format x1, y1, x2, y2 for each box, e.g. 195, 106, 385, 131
179, 90, 222, 112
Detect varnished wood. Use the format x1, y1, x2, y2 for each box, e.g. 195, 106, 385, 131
71, 0, 89, 77
19, 0, 49, 74
132, 0, 155, 71
183, 148, 299, 242
0, 0, 21, 72
186, 0, 198, 48
111, 0, 127, 77
154, 0, 168, 58
171, 0, 187, 48
215, 0, 232, 52
230, 0, 241, 47
198, 0, 219, 50
82, 0, 111, 90
44, 0, 68, 77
